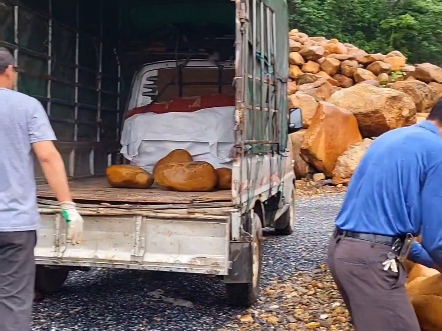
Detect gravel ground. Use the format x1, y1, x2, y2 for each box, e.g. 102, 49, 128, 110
31, 193, 349, 331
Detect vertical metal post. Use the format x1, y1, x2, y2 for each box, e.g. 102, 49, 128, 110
116, 0, 122, 142
259, 1, 265, 143
13, 3, 18, 91
116, 52, 121, 141
69, 0, 80, 178
271, 12, 277, 143
96, 0, 103, 143
265, 7, 272, 142
251, 0, 256, 141
47, 0, 53, 116
242, 1, 249, 146
74, 0, 79, 143
240, 0, 250, 204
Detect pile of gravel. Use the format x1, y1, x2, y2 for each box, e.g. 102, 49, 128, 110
32, 194, 346, 331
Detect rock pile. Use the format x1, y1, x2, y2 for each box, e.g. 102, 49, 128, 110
288, 29, 442, 185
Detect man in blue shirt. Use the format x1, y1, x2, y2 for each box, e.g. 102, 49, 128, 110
328, 98, 442, 331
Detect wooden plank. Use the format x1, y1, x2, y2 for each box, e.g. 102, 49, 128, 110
36, 177, 233, 205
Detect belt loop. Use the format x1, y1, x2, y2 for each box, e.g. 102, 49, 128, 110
371, 235, 376, 247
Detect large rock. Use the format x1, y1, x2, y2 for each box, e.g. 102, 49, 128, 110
332, 138, 373, 185
406, 273, 442, 331
384, 56, 406, 71
153, 149, 193, 177
354, 68, 377, 83
341, 60, 359, 78
355, 53, 385, 65
323, 41, 348, 55
106, 165, 154, 189
298, 79, 338, 102
408, 264, 440, 283
429, 82, 442, 98
289, 92, 318, 128
388, 80, 439, 112
302, 61, 321, 74
386, 50, 406, 59
327, 84, 417, 137
154, 161, 218, 192
299, 46, 325, 61
215, 168, 232, 190
289, 130, 310, 178
287, 81, 297, 95
333, 74, 354, 88
320, 58, 341, 76
289, 65, 303, 79
289, 52, 305, 65
297, 73, 319, 85
289, 40, 302, 52
366, 61, 391, 76
315, 71, 339, 86
412, 63, 442, 83
300, 102, 362, 177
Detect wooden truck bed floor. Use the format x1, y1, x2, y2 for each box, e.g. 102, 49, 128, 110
36, 177, 233, 206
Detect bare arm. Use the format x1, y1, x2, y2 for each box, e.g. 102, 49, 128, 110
33, 141, 72, 203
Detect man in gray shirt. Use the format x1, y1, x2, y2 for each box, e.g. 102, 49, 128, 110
0, 47, 84, 331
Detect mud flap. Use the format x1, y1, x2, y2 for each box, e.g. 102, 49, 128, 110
224, 242, 252, 283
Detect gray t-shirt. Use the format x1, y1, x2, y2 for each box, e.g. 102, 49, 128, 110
0, 88, 56, 231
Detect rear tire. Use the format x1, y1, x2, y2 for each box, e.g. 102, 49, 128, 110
274, 192, 295, 235
225, 214, 263, 307
35, 266, 69, 294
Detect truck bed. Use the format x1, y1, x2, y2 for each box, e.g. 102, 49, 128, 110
36, 177, 233, 205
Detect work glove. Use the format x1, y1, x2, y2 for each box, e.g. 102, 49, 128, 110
60, 201, 84, 244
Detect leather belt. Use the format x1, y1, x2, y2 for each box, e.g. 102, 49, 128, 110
334, 227, 403, 246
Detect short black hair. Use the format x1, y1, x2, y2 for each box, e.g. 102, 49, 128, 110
0, 47, 15, 74
427, 98, 442, 122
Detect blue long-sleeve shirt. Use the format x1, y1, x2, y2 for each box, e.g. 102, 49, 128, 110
335, 120, 442, 269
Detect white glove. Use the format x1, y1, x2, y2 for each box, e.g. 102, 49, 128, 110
60, 201, 84, 244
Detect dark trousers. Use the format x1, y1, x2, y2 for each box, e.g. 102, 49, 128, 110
0, 231, 36, 331
327, 234, 420, 331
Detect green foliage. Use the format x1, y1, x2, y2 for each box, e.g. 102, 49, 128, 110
289, 0, 442, 65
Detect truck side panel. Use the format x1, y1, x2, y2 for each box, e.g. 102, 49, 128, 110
233, 0, 293, 210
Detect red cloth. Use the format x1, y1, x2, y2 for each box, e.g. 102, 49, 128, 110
167, 97, 200, 112
125, 94, 235, 119
200, 94, 235, 108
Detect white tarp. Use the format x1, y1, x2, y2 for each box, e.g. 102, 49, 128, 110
120, 106, 236, 173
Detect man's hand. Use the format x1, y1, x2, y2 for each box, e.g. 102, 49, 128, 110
60, 201, 84, 244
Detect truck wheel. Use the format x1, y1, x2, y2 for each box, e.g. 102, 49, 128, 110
274, 192, 295, 235
35, 266, 69, 294
225, 214, 263, 307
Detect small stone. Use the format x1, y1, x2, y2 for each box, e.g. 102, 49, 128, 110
331, 302, 341, 308
265, 315, 279, 324
306, 322, 321, 329
238, 314, 254, 323
313, 173, 326, 182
